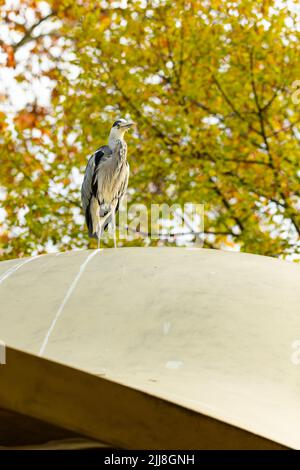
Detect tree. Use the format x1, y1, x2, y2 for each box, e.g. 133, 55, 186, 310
1, 0, 300, 260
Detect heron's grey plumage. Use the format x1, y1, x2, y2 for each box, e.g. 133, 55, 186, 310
81, 145, 112, 238
81, 121, 132, 244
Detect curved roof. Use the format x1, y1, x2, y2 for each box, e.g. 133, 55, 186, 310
0, 247, 299, 449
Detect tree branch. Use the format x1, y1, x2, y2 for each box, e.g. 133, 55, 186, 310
13, 13, 55, 50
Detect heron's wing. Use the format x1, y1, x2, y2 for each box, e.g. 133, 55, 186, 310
81, 145, 112, 212
81, 145, 112, 237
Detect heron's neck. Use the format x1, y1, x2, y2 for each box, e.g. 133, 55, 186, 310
108, 134, 125, 151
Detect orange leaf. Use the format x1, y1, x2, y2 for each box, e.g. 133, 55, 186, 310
14, 112, 37, 130
2, 44, 16, 68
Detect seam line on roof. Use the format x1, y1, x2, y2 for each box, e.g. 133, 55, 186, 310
38, 249, 101, 357
0, 256, 41, 286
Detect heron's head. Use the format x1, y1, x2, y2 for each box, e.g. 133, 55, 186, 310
109, 118, 135, 146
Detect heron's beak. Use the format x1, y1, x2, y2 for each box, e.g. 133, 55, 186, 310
121, 122, 136, 130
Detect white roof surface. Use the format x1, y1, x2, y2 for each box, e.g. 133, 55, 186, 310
0, 247, 299, 448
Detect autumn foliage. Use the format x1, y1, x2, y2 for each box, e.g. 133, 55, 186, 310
0, 0, 299, 260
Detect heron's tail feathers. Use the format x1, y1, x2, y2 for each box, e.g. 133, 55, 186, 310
86, 197, 101, 239
85, 207, 97, 239
85, 199, 118, 239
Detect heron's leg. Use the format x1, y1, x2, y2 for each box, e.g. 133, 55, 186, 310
97, 219, 101, 250
111, 209, 117, 248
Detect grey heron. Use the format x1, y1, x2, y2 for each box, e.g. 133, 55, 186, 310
81, 118, 135, 248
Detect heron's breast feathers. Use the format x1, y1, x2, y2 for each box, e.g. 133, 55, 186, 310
95, 159, 128, 205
